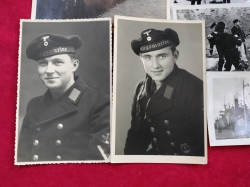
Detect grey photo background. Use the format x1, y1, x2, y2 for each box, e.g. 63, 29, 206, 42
115, 19, 203, 155
18, 20, 110, 133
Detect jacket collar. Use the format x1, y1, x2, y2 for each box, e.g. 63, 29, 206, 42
33, 76, 88, 125
140, 64, 181, 118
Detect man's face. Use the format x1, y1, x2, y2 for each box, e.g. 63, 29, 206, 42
236, 21, 240, 26
140, 46, 178, 84
38, 54, 78, 91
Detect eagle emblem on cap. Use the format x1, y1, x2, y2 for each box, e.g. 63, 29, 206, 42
143, 30, 152, 41
42, 36, 49, 47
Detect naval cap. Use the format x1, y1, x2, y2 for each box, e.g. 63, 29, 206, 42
131, 28, 180, 55
26, 34, 82, 61
233, 19, 240, 24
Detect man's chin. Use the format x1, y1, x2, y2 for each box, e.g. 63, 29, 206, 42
43, 83, 60, 90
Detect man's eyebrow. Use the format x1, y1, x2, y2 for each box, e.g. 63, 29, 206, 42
51, 58, 64, 61
38, 59, 47, 63
142, 54, 151, 57
157, 53, 168, 56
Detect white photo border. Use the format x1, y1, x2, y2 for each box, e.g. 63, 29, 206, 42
207, 72, 250, 146
15, 18, 112, 165
112, 15, 207, 164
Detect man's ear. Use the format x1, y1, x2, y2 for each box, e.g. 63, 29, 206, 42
73, 59, 79, 72
173, 50, 179, 60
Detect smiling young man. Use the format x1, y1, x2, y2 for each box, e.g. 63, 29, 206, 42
124, 28, 204, 156
17, 34, 110, 162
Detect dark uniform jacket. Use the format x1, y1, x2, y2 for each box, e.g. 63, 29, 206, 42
17, 77, 110, 162
231, 26, 246, 42
214, 33, 242, 71
124, 65, 204, 156
207, 31, 218, 45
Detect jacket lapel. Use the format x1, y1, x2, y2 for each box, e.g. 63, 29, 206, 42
33, 77, 88, 126
143, 64, 181, 118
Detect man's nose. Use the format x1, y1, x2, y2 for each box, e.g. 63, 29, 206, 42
152, 57, 159, 68
45, 62, 55, 74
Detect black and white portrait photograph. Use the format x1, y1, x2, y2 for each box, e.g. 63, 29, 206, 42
15, 19, 111, 165
31, 0, 168, 20
173, 4, 250, 71
207, 72, 250, 146
172, 0, 250, 6
112, 16, 207, 164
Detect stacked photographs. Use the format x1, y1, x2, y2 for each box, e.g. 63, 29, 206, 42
173, 3, 250, 146
16, 0, 250, 165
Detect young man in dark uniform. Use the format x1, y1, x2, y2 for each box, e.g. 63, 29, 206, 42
124, 28, 204, 156
231, 19, 247, 57
215, 22, 242, 71
17, 34, 110, 162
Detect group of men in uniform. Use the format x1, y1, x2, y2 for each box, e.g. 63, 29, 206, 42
207, 19, 248, 71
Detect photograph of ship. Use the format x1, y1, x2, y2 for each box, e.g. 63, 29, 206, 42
212, 77, 250, 140
173, 4, 250, 71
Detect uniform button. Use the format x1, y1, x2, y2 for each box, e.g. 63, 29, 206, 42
57, 123, 63, 130
174, 153, 178, 155
170, 142, 175, 147
56, 155, 61, 160
36, 127, 41, 131
164, 120, 169, 124
55, 140, 61, 146
33, 155, 39, 161
153, 138, 157, 143
181, 143, 191, 153
156, 147, 159, 151
147, 118, 152, 122
33, 140, 39, 146
151, 127, 155, 132
166, 131, 171, 136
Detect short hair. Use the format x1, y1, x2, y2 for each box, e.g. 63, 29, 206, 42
215, 22, 225, 33
233, 19, 239, 24
68, 54, 77, 61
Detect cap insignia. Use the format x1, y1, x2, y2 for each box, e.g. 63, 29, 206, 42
143, 30, 152, 41
42, 36, 49, 47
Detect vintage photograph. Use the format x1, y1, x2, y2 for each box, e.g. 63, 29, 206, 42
112, 16, 207, 164
207, 72, 250, 146
172, 0, 250, 6
173, 4, 250, 71
15, 19, 111, 165
31, 0, 168, 20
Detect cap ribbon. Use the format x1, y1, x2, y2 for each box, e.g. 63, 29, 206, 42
38, 46, 76, 59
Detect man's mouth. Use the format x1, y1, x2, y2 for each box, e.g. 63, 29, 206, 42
151, 70, 163, 75
45, 77, 59, 80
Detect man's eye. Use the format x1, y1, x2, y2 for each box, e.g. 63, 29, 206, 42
158, 55, 167, 59
38, 62, 47, 66
54, 61, 63, 65
143, 56, 151, 60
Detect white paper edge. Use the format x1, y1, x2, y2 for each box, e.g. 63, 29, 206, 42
15, 18, 112, 165
112, 15, 207, 164
207, 72, 250, 146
